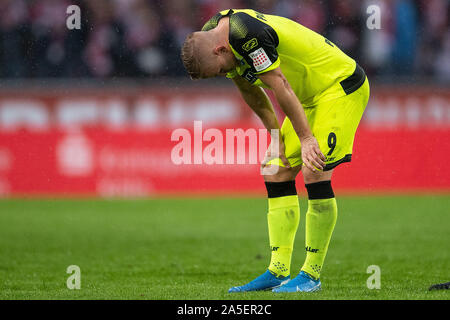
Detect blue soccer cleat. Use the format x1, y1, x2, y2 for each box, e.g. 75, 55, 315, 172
272, 271, 321, 293
228, 270, 290, 293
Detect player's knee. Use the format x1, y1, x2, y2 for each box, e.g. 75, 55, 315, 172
263, 165, 300, 182
302, 167, 334, 184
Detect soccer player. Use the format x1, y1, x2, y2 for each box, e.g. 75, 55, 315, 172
180, 9, 369, 292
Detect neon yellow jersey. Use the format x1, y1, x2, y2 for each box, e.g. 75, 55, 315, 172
202, 9, 358, 108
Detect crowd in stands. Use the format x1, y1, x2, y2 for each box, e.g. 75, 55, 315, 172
0, 0, 448, 81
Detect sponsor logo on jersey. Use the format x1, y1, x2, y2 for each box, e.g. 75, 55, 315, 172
306, 246, 319, 253
249, 48, 272, 72
242, 38, 258, 52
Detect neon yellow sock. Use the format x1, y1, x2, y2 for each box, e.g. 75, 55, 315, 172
267, 195, 300, 277
301, 198, 337, 279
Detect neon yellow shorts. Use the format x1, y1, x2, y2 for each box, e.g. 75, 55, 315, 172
268, 78, 370, 170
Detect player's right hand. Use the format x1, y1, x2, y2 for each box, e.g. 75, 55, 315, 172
300, 135, 326, 172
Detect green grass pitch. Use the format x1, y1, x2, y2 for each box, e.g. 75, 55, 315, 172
0, 195, 448, 300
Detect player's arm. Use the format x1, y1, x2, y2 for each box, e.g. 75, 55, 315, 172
228, 12, 323, 170
232, 75, 290, 168
258, 67, 326, 171
232, 75, 279, 131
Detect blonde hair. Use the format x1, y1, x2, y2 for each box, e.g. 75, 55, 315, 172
181, 33, 201, 79
180, 32, 215, 79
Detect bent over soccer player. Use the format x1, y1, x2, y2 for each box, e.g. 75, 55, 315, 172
181, 9, 369, 293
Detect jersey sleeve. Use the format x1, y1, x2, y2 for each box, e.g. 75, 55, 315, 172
201, 9, 234, 31
201, 12, 222, 31
229, 12, 280, 74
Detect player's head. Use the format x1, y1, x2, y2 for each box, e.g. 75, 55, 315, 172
181, 31, 236, 79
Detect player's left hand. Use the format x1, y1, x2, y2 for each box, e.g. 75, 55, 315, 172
262, 138, 291, 168
300, 135, 326, 172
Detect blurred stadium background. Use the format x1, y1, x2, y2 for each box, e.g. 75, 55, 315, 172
0, 0, 448, 196
0, 0, 448, 300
